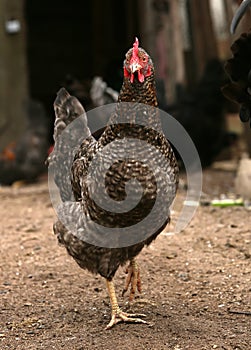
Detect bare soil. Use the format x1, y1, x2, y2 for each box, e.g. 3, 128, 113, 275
0, 168, 250, 350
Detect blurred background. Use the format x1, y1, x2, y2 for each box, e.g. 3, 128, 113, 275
0, 0, 251, 184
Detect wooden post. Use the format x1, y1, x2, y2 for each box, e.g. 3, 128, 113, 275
138, 0, 185, 104
0, 0, 28, 151
223, 0, 234, 30
170, 1, 186, 86
165, 0, 186, 101
188, 0, 218, 81
137, 0, 156, 56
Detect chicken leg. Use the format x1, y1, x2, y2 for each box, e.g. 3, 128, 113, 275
105, 279, 147, 329
122, 258, 142, 301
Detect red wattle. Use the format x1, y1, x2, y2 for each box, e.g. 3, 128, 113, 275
138, 70, 145, 83
124, 67, 130, 78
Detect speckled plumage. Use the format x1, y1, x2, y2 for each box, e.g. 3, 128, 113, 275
50, 43, 178, 282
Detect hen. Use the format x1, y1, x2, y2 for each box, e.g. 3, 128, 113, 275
49, 38, 179, 329
0, 100, 49, 185
168, 59, 227, 167
223, 0, 251, 126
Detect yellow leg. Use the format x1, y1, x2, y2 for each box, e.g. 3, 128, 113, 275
105, 279, 147, 329
122, 258, 142, 301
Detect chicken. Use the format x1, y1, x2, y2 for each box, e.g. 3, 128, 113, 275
90, 76, 119, 107
63, 74, 119, 110
222, 32, 251, 126
61, 75, 119, 134
222, 0, 251, 128
222, 0, 251, 126
167, 59, 227, 167
48, 38, 179, 329
0, 100, 49, 185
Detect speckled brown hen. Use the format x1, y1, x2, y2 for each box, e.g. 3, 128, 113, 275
49, 38, 178, 329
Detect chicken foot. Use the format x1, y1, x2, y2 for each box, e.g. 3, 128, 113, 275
122, 258, 142, 301
105, 279, 147, 329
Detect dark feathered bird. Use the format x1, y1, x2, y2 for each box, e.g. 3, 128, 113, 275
0, 100, 49, 185
49, 38, 178, 329
167, 59, 227, 167
222, 30, 251, 127
222, 0, 251, 127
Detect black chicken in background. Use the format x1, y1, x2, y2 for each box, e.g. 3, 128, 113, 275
167, 59, 228, 167
222, 0, 251, 127
0, 100, 49, 185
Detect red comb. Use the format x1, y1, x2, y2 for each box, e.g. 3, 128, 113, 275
132, 37, 139, 59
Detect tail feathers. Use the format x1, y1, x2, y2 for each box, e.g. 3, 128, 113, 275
46, 87, 92, 168
53, 87, 87, 142
47, 88, 92, 199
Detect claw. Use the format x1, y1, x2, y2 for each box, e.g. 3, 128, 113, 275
105, 277, 148, 330
105, 310, 147, 330
122, 259, 142, 301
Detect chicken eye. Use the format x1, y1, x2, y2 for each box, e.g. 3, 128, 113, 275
142, 56, 147, 62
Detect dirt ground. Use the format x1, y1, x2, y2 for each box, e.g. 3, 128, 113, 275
0, 167, 250, 350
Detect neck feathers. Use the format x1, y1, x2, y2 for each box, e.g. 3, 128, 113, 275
118, 75, 158, 107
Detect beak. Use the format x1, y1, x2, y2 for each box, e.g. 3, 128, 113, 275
231, 0, 251, 34
130, 62, 142, 73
